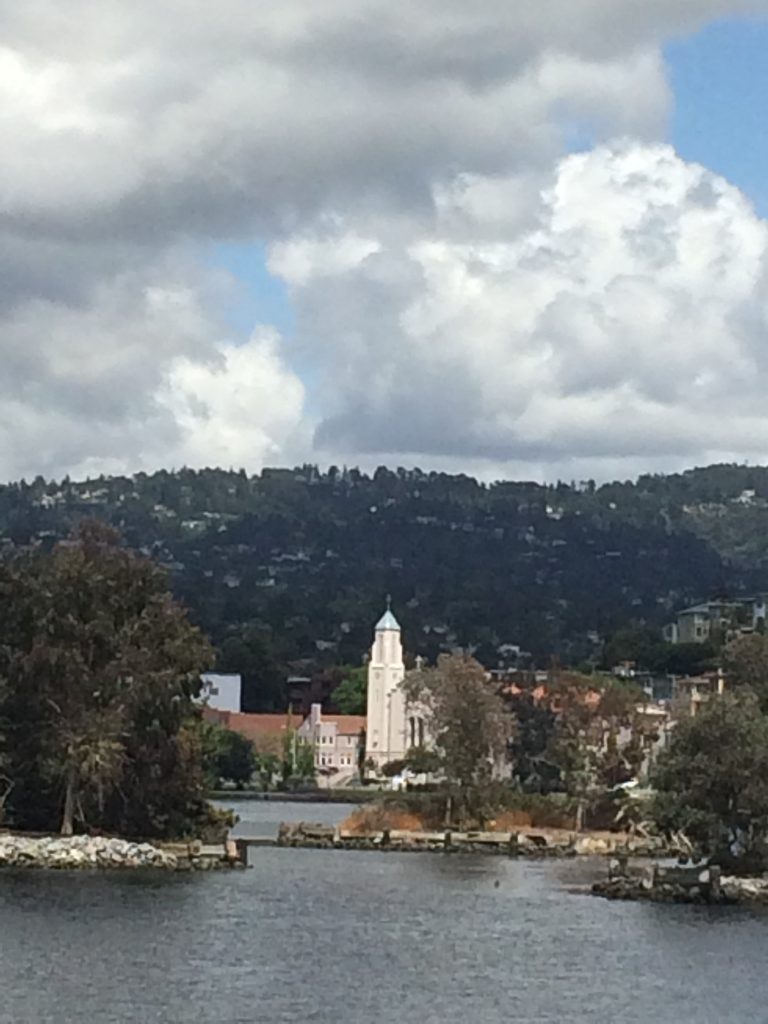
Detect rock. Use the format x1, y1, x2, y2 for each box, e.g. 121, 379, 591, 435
721, 876, 768, 902
574, 835, 613, 856
0, 834, 181, 871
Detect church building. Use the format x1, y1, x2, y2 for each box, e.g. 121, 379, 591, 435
364, 603, 426, 771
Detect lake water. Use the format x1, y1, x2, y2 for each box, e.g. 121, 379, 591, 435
2, 799, 767, 1024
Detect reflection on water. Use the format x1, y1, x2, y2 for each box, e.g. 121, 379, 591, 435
2, 802, 767, 1024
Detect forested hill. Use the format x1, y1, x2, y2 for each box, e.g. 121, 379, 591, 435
1, 462, 767, 673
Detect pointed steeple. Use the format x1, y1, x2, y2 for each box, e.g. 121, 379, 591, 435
376, 595, 400, 631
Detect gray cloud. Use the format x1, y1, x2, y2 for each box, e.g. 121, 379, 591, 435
1, 1, 768, 480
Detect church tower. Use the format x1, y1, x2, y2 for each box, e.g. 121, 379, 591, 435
364, 602, 407, 770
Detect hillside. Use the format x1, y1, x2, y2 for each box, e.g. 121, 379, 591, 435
1, 464, 766, 692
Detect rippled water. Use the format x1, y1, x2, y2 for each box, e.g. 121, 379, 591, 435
2, 800, 767, 1024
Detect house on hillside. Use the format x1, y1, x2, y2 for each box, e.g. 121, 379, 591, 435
665, 597, 767, 644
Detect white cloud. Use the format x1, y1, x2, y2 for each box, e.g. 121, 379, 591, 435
283, 142, 768, 478
159, 330, 307, 472
1, 1, 768, 481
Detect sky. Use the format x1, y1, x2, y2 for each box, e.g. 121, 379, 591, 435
3, 2, 768, 485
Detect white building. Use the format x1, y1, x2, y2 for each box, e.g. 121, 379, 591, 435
200, 673, 242, 713
364, 604, 430, 773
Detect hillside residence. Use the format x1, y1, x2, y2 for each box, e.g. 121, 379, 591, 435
671, 670, 726, 718
665, 597, 767, 644
200, 673, 242, 713
297, 704, 366, 784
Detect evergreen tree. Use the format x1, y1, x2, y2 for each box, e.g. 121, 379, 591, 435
0, 521, 216, 838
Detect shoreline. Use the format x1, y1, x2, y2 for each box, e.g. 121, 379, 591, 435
0, 833, 242, 872
272, 821, 672, 858
592, 858, 768, 905
210, 789, 376, 804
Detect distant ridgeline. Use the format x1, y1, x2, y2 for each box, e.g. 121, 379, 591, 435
0, 463, 765, 676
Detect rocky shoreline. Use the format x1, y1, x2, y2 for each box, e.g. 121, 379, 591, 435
276, 821, 673, 858
592, 858, 768, 905
0, 833, 242, 871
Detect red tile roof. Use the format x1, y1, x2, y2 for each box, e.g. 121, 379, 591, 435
202, 709, 298, 751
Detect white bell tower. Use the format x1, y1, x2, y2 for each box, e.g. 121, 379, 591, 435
364, 600, 407, 770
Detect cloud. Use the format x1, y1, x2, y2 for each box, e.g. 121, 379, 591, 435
6, 0, 757, 242
279, 142, 768, 478
0, 263, 305, 481
159, 329, 307, 473
2, 1, 768, 481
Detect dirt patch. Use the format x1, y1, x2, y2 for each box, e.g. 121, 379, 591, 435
341, 806, 426, 834
486, 810, 534, 830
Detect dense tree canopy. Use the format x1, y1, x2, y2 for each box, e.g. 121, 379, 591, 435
723, 633, 768, 712
215, 623, 283, 712
331, 666, 367, 715
0, 522, 219, 839
202, 723, 257, 789
652, 693, 768, 872
402, 653, 510, 824
0, 463, 759, 691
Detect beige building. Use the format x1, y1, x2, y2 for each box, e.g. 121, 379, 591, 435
298, 704, 366, 786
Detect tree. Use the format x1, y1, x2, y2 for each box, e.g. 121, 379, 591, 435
0, 676, 11, 824
0, 521, 216, 838
402, 653, 510, 825
404, 746, 442, 775
507, 673, 649, 822
331, 665, 367, 715
381, 758, 407, 778
381, 747, 441, 780
203, 724, 256, 789
724, 633, 768, 712
280, 729, 316, 785
652, 692, 768, 872
256, 752, 281, 791
542, 673, 602, 827
507, 691, 558, 792
601, 626, 716, 677
216, 624, 284, 712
